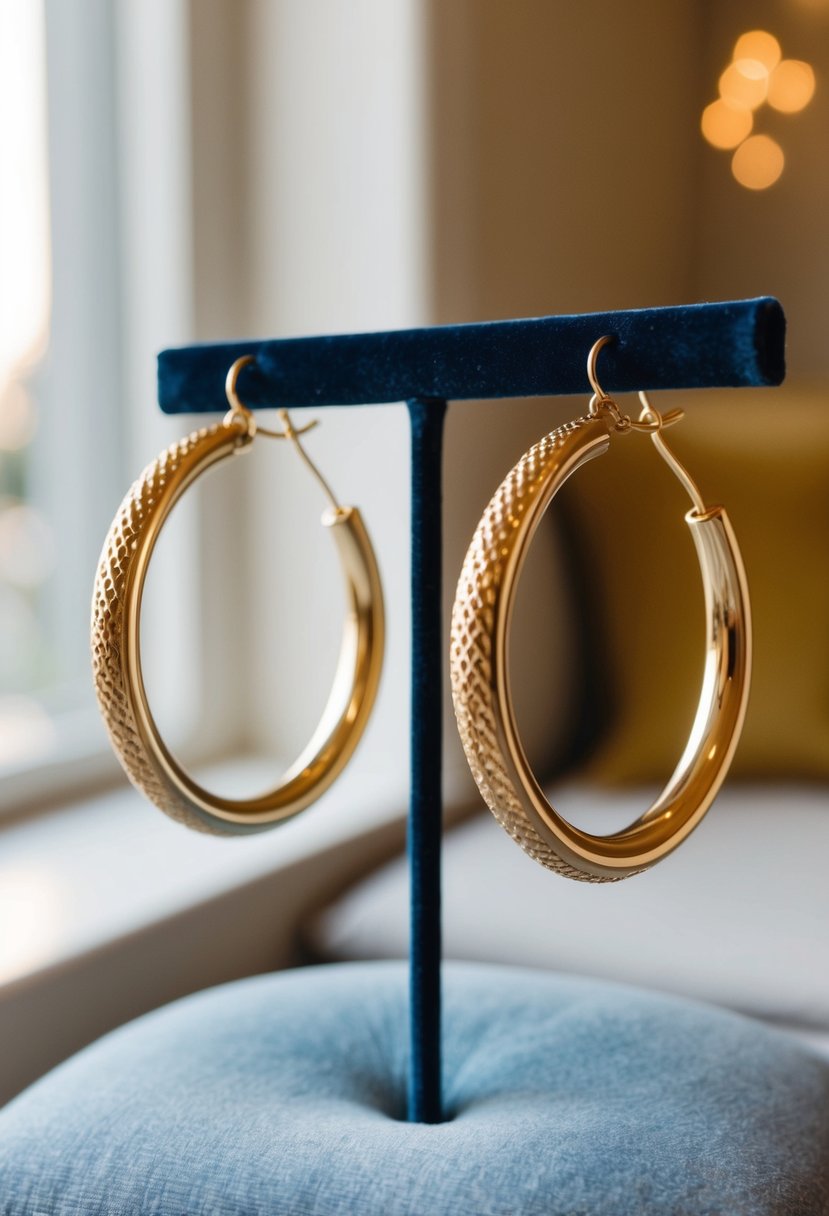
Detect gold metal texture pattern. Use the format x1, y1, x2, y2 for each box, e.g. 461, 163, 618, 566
450, 411, 751, 881
91, 419, 384, 835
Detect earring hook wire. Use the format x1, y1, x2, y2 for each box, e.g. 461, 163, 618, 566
586, 336, 684, 434
638, 391, 707, 514
224, 355, 343, 513
584, 338, 706, 513
224, 355, 318, 440
276, 408, 343, 515
587, 334, 615, 403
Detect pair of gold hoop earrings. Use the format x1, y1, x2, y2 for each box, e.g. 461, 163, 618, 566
92, 340, 750, 880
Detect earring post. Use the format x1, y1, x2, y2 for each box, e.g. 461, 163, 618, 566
277, 409, 342, 515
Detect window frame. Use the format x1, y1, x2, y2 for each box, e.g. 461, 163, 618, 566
0, 0, 226, 821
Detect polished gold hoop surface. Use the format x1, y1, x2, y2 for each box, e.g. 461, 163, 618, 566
450, 360, 751, 882
91, 363, 384, 835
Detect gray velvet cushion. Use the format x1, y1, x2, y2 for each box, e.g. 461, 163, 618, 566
310, 786, 829, 1029
1, 961, 828, 1215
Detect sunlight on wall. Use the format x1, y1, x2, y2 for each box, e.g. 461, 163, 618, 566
0, 1, 50, 395
0, 698, 56, 766
0, 1, 56, 764
0, 867, 61, 983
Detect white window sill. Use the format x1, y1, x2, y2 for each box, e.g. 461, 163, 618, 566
0, 758, 409, 1104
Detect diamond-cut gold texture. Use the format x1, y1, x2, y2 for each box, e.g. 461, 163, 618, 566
91, 426, 225, 832
450, 418, 614, 881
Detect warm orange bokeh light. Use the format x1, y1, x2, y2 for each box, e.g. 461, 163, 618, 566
733, 58, 769, 84
705, 29, 815, 188
733, 31, 781, 72
768, 59, 816, 112
731, 134, 784, 189
701, 99, 753, 149
719, 61, 768, 110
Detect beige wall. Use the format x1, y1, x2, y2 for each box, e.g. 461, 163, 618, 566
428, 0, 701, 322
178, 1, 823, 807
429, 1, 707, 793
182, 1, 428, 809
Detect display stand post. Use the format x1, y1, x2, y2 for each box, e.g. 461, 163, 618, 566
407, 397, 447, 1124
158, 297, 786, 1125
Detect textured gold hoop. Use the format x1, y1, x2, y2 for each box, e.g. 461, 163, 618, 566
91, 369, 384, 835
450, 386, 751, 882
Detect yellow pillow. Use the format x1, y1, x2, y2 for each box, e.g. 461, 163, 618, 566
559, 387, 829, 782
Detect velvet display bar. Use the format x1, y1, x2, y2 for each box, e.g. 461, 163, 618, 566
158, 297, 785, 413
157, 297, 786, 1126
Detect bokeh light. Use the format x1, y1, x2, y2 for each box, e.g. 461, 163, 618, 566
733, 31, 781, 73
701, 100, 753, 150
0, 1, 50, 402
0, 1, 54, 715
704, 29, 815, 189
0, 587, 43, 692
0, 381, 38, 451
768, 60, 816, 112
719, 61, 768, 110
0, 694, 56, 766
0, 503, 55, 589
731, 134, 785, 189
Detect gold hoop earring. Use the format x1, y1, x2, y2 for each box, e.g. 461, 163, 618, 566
450, 337, 751, 882
91, 356, 384, 835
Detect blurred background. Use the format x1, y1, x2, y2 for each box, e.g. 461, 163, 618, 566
1, 0, 828, 1100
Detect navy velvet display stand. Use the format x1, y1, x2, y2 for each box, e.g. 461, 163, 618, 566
157, 298, 785, 1126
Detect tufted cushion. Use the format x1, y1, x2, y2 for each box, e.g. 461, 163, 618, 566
0, 962, 828, 1215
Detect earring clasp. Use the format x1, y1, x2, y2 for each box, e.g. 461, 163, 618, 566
224, 355, 319, 441
585, 337, 707, 515
223, 355, 343, 513
586, 336, 684, 434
